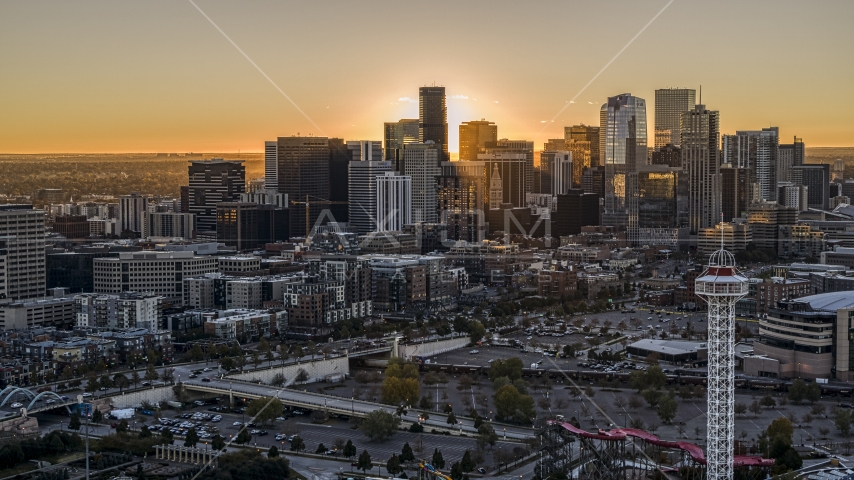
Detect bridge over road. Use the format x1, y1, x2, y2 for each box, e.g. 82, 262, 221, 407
183, 378, 533, 441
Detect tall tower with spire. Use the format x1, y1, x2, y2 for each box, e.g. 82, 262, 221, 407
489, 164, 503, 210
695, 226, 749, 480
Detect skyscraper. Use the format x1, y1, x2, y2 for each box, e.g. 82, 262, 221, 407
328, 138, 351, 223
654, 88, 696, 148
188, 159, 246, 234
376, 172, 412, 232
720, 165, 751, 222
792, 164, 830, 210
682, 104, 721, 234
600, 93, 647, 242
778, 136, 805, 183
438, 161, 486, 242
721, 127, 779, 202
119, 192, 150, 234
264, 140, 278, 192
384, 119, 419, 165
478, 152, 527, 209
0, 204, 46, 302
484, 139, 535, 196
565, 125, 600, 167
419, 86, 448, 161
637, 165, 683, 247
539, 151, 572, 195
554, 190, 600, 237
459, 120, 497, 161
347, 141, 391, 234
401, 142, 441, 223
276, 137, 330, 238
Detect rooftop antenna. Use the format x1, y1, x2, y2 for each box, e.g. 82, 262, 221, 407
699, 85, 702, 105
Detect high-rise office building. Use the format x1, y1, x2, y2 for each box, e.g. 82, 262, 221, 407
376, 172, 412, 232
722, 127, 779, 202
682, 104, 720, 234
539, 151, 572, 195
119, 192, 150, 234
565, 125, 600, 167
276, 137, 330, 238
720, 165, 751, 222
600, 93, 647, 241
384, 119, 419, 166
484, 139, 535, 195
438, 162, 486, 242
328, 138, 351, 224
554, 190, 600, 237
419, 87, 448, 161
264, 141, 278, 192
478, 152, 527, 209
401, 142, 441, 223
792, 164, 830, 210
348, 143, 392, 234
778, 136, 805, 183
654, 88, 696, 148
0, 205, 46, 302
459, 120, 497, 161
188, 159, 246, 234
651, 144, 682, 168
637, 165, 683, 247
141, 212, 195, 239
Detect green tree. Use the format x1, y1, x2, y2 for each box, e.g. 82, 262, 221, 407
357, 449, 373, 474
629, 365, 666, 392
386, 454, 402, 475
468, 320, 486, 343
84, 377, 99, 394
235, 429, 252, 445
805, 382, 821, 403
130, 371, 140, 389
189, 344, 205, 362
835, 408, 853, 436
116, 419, 129, 433
267, 445, 278, 458
432, 448, 445, 469
381, 358, 421, 406
400, 442, 414, 463
477, 424, 498, 448
294, 368, 309, 383
493, 385, 536, 424
160, 428, 174, 445
450, 462, 463, 480
245, 396, 284, 425
446, 412, 457, 426
657, 392, 678, 424
144, 364, 158, 381
68, 413, 81, 431
787, 379, 807, 404
360, 410, 401, 442
138, 425, 152, 439
343, 439, 356, 459
211, 435, 226, 451
488, 358, 524, 383
113, 374, 130, 393
290, 437, 305, 452
315, 443, 327, 454
760, 395, 777, 409
92, 408, 103, 423
460, 450, 475, 473
184, 428, 199, 447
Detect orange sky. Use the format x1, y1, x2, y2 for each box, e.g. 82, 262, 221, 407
1, 1, 853, 153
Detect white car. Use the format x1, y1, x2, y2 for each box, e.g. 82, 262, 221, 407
10, 403, 22, 408
469, 349, 479, 354
232, 421, 242, 426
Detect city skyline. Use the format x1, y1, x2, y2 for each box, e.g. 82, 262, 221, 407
3, 1, 854, 153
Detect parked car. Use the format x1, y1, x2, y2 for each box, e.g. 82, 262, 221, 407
10, 403, 22, 408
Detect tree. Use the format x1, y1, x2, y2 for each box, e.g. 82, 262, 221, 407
315, 443, 327, 454
220, 357, 235, 371
235, 429, 252, 445
432, 448, 445, 469
460, 450, 475, 473
493, 385, 536, 424
245, 396, 284, 425
419, 395, 434, 410
788, 379, 807, 404
401, 442, 415, 463
477, 424, 498, 449
386, 454, 402, 475
160, 428, 174, 445
488, 357, 524, 383
84, 377, 99, 394
160, 368, 175, 385
805, 382, 821, 403
138, 425, 152, 439
812, 403, 826, 416
382, 358, 421, 406
629, 366, 666, 392
68, 413, 81, 431
449, 462, 463, 480
211, 435, 226, 451
113, 374, 130, 393
343, 439, 356, 459
357, 450, 373, 474
360, 410, 401, 442
657, 393, 678, 424
144, 364, 158, 382
835, 408, 853, 436
446, 412, 457, 426
294, 368, 309, 384
131, 371, 140, 389
734, 403, 747, 416
92, 408, 103, 424
760, 395, 777, 409
749, 400, 762, 415
183, 427, 199, 447
267, 445, 278, 458
290, 436, 305, 452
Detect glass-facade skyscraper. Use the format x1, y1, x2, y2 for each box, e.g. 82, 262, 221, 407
682, 104, 721, 234
459, 120, 497, 161
600, 93, 647, 243
654, 88, 696, 148
419, 87, 448, 161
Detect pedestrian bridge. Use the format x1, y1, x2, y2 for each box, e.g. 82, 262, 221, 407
0, 386, 77, 416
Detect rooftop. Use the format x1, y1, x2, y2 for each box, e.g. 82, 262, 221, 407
794, 292, 854, 311
629, 339, 707, 356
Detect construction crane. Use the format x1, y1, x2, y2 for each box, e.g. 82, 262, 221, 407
289, 195, 347, 245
